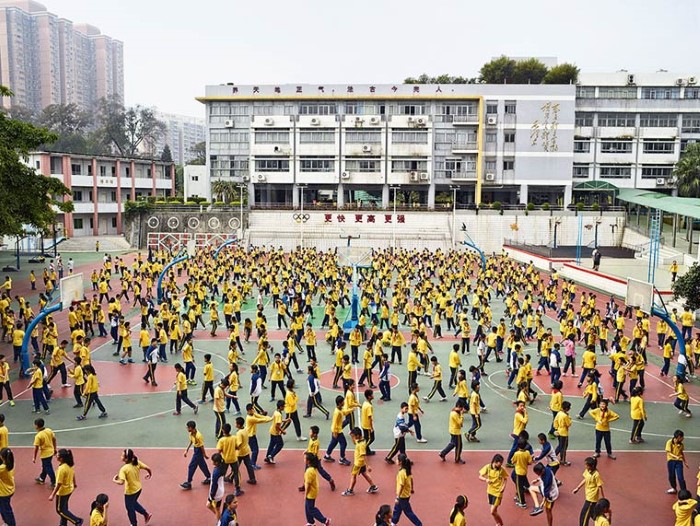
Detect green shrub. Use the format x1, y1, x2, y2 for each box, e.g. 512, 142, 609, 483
542, 202, 550, 211
491, 201, 502, 210
576, 202, 585, 211
155, 200, 167, 205
184, 201, 198, 206
199, 202, 211, 206
526, 202, 535, 211
146, 196, 157, 204
591, 202, 600, 211
214, 201, 225, 206
168, 196, 183, 204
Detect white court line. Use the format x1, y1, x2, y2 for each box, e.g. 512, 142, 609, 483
9, 408, 175, 435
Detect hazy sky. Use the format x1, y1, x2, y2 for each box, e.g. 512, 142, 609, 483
52, 0, 700, 117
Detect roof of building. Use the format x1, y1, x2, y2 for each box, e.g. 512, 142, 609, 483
616, 188, 700, 219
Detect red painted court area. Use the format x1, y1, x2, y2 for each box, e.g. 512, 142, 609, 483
9, 447, 682, 525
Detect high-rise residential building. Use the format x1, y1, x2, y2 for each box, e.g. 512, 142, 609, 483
197, 83, 576, 207
0, 0, 123, 113
151, 112, 206, 165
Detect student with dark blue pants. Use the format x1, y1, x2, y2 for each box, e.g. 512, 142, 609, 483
180, 421, 211, 489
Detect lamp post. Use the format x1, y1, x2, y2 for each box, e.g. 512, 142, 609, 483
237, 183, 246, 243
450, 184, 459, 249
390, 185, 401, 251
298, 183, 307, 249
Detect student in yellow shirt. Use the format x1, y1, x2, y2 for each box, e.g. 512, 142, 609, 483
629, 386, 647, 443
199, 354, 215, 403
49, 448, 83, 525
665, 429, 688, 494
303, 452, 331, 525
111, 448, 152, 525
77, 365, 107, 420
180, 420, 211, 489
573, 456, 604, 525
589, 399, 619, 459
32, 417, 56, 486
89, 494, 109, 526
671, 375, 692, 418
340, 427, 378, 496
449, 494, 468, 526
439, 400, 466, 464
390, 454, 422, 525
0, 447, 15, 526
173, 363, 198, 416
478, 453, 508, 526
264, 400, 289, 465
672, 491, 697, 526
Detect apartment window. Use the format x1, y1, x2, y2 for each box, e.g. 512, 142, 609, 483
575, 113, 594, 127
72, 190, 83, 201
111, 217, 117, 228
71, 164, 81, 175
299, 103, 337, 115
191, 176, 199, 181
300, 158, 335, 172
73, 218, 83, 229
210, 131, 249, 143
254, 131, 290, 143
641, 87, 680, 99
99, 166, 106, 176
345, 130, 381, 143
299, 129, 335, 143
682, 115, 700, 133
485, 160, 497, 171
345, 159, 380, 172
87, 165, 93, 176
438, 104, 477, 116
255, 159, 290, 172
391, 159, 428, 172
600, 165, 632, 178
486, 102, 498, 114
391, 104, 425, 116
503, 160, 514, 170
392, 130, 429, 144
110, 191, 117, 202
574, 140, 590, 153
598, 87, 637, 99
641, 165, 674, 178
597, 113, 635, 127
601, 140, 633, 153
504, 132, 515, 143
345, 102, 379, 115
433, 132, 455, 144
485, 133, 497, 144
576, 86, 595, 98
504, 101, 516, 114
147, 168, 152, 177
124, 167, 130, 177
686, 88, 700, 99
573, 164, 590, 178
639, 113, 678, 127
643, 140, 675, 154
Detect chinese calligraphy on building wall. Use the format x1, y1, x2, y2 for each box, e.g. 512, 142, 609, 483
530, 102, 559, 152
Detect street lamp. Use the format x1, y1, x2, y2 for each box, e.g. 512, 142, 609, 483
389, 185, 401, 251
237, 183, 246, 243
298, 183, 307, 249
450, 184, 460, 249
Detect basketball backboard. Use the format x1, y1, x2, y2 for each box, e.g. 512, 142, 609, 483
186, 239, 197, 257
337, 245, 372, 268
60, 273, 84, 309
626, 277, 655, 314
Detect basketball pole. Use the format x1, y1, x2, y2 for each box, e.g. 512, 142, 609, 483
157, 250, 188, 304
21, 303, 61, 378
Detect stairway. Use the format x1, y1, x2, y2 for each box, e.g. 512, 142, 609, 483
59, 236, 132, 252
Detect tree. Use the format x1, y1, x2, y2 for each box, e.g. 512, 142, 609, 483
672, 262, 700, 310
513, 58, 548, 84
174, 165, 184, 196
675, 143, 700, 198
479, 56, 518, 84
404, 74, 476, 84
0, 86, 73, 236
7, 105, 38, 124
36, 103, 95, 154
543, 63, 580, 84
96, 97, 166, 157
187, 141, 206, 165
161, 144, 173, 163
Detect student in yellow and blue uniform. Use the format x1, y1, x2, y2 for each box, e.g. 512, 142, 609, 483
0, 447, 15, 526
391, 454, 422, 526
27, 358, 49, 414
49, 448, 83, 526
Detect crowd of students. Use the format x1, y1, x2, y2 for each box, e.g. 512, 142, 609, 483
0, 245, 697, 524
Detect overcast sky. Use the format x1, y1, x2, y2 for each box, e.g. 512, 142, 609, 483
53, 0, 700, 117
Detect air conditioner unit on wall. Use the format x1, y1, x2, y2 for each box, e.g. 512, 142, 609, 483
310, 118, 321, 126
409, 172, 419, 182
485, 172, 495, 181
676, 78, 685, 86
362, 145, 372, 153
257, 174, 266, 182
369, 117, 381, 125
487, 116, 497, 125
341, 172, 350, 180
627, 74, 635, 85
242, 175, 250, 182
656, 178, 666, 186
419, 172, 429, 181
416, 118, 426, 126
689, 76, 697, 85
224, 120, 234, 128
264, 118, 274, 126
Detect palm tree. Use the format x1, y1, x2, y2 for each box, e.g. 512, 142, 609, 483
221, 181, 237, 204
211, 180, 228, 203
674, 143, 700, 197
